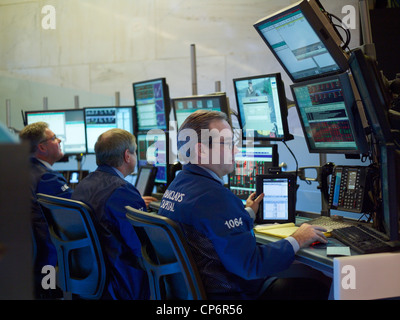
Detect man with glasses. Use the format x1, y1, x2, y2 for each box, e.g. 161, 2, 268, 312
19, 121, 72, 299
158, 110, 330, 300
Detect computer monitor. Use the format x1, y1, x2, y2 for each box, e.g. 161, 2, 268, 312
256, 173, 297, 224
25, 109, 87, 155
135, 165, 157, 197
84, 106, 134, 154
233, 73, 293, 141
229, 144, 278, 204
348, 48, 399, 241
172, 93, 230, 130
348, 48, 393, 144
291, 72, 369, 154
136, 130, 169, 186
253, 0, 349, 83
132, 78, 171, 131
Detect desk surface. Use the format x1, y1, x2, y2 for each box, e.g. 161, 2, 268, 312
255, 216, 360, 277
255, 233, 355, 277
149, 202, 358, 278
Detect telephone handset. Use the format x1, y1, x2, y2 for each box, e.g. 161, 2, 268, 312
328, 166, 371, 213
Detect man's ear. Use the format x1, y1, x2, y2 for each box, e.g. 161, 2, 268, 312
36, 143, 47, 155
123, 149, 131, 163
196, 142, 210, 165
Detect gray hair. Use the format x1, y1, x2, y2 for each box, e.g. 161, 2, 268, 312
95, 128, 136, 167
19, 121, 48, 154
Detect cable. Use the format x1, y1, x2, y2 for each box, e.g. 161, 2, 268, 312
282, 140, 298, 180
324, 11, 352, 52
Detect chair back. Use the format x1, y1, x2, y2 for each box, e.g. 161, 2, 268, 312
37, 193, 106, 299
125, 206, 206, 300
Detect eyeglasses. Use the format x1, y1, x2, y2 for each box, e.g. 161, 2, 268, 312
39, 134, 60, 144
210, 141, 235, 150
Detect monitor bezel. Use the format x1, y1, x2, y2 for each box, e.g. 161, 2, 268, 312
132, 77, 171, 132
25, 108, 88, 155
290, 72, 369, 155
232, 73, 293, 142
83, 106, 134, 154
171, 92, 231, 130
348, 48, 393, 144
253, 0, 349, 83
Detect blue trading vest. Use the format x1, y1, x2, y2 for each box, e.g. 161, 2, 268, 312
158, 164, 296, 299
72, 165, 149, 300
30, 157, 72, 273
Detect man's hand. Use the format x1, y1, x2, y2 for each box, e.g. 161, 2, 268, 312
142, 196, 158, 208
291, 223, 328, 248
245, 192, 264, 214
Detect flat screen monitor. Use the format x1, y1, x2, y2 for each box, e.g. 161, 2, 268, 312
348, 48, 393, 144
229, 144, 278, 204
233, 73, 292, 141
84, 106, 134, 154
136, 130, 169, 185
25, 109, 87, 155
253, 0, 349, 83
291, 72, 368, 154
135, 165, 157, 197
132, 78, 171, 131
349, 48, 399, 241
172, 93, 230, 130
256, 173, 296, 224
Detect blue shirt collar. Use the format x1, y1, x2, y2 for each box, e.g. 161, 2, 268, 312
112, 167, 125, 179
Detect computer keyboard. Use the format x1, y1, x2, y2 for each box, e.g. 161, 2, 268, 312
305, 216, 357, 233
331, 225, 396, 254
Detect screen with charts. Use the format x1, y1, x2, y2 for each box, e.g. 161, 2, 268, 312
25, 109, 87, 155
291, 73, 368, 154
253, 0, 348, 82
229, 145, 278, 204
132, 78, 170, 131
84, 106, 134, 153
172, 93, 230, 130
233, 73, 292, 141
137, 131, 168, 185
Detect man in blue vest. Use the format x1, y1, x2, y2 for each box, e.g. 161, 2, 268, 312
158, 110, 330, 300
72, 128, 149, 300
19, 121, 72, 299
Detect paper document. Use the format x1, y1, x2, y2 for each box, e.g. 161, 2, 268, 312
254, 223, 298, 238
326, 246, 351, 256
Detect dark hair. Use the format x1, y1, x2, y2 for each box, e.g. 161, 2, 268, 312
95, 128, 136, 167
19, 122, 48, 154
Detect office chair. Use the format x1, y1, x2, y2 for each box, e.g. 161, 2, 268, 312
125, 206, 207, 300
36, 193, 106, 300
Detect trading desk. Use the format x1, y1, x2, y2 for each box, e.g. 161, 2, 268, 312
255, 233, 356, 278
255, 215, 360, 278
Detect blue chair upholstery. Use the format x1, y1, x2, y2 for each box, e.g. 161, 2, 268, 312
37, 193, 106, 300
125, 206, 207, 300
